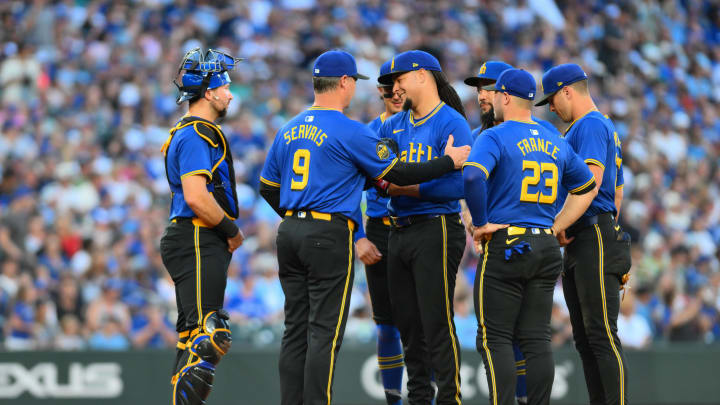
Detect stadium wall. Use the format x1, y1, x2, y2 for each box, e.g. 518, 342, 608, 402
0, 346, 717, 404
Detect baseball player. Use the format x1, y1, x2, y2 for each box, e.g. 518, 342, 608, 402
463, 60, 561, 405
464, 61, 559, 141
357, 59, 407, 405
463, 68, 598, 405
376, 50, 473, 405
536, 63, 631, 405
160, 48, 245, 405
258, 49, 470, 405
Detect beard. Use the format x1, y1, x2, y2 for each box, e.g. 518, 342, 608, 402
480, 106, 496, 131
217, 107, 227, 119
402, 97, 413, 112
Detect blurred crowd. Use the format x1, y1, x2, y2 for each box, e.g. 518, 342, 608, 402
0, 0, 719, 351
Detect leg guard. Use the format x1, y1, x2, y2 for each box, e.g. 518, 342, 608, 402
172, 310, 232, 405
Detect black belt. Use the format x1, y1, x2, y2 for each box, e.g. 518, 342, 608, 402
367, 216, 392, 227
567, 212, 615, 236
390, 213, 457, 228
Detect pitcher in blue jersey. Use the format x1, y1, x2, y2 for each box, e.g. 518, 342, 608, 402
360, 59, 407, 405
259, 50, 470, 405
376, 50, 472, 405
536, 63, 631, 405
464, 68, 597, 405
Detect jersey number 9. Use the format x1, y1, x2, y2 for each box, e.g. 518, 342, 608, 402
520, 160, 558, 204
291, 149, 310, 190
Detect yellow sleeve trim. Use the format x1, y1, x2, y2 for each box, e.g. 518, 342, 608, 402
570, 176, 595, 194
260, 176, 281, 187
616, 184, 624, 190
375, 157, 399, 180
181, 169, 212, 181
462, 162, 489, 179
585, 158, 606, 170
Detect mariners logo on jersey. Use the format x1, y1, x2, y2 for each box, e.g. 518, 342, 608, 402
377, 142, 390, 160
261, 107, 397, 226
365, 113, 392, 219
377, 102, 472, 217
464, 120, 595, 228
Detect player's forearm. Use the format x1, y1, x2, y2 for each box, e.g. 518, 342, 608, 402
185, 191, 225, 225
463, 166, 488, 226
382, 155, 455, 185
615, 186, 623, 219
553, 186, 598, 233
418, 173, 464, 202
259, 182, 283, 217
181, 175, 226, 226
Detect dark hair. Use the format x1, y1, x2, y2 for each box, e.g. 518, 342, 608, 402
313, 77, 340, 93
480, 108, 495, 132
431, 71, 466, 118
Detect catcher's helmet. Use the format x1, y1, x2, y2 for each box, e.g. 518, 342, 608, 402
174, 48, 243, 104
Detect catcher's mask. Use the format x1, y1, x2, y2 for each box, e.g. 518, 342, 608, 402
174, 48, 243, 104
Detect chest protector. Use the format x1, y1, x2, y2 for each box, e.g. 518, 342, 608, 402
163, 116, 239, 219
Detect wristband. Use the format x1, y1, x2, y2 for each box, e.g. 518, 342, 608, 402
215, 216, 239, 238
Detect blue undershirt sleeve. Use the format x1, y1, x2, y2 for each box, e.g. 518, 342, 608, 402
463, 165, 488, 226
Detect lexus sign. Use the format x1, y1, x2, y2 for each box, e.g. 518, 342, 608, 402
0, 362, 123, 398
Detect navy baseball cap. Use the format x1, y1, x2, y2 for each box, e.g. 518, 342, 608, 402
464, 61, 514, 87
535, 63, 588, 106
313, 50, 369, 80
481, 68, 537, 100
377, 59, 393, 88
377, 50, 442, 85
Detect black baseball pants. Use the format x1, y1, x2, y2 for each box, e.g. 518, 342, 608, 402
388, 214, 465, 405
475, 228, 562, 405
563, 214, 631, 405
160, 220, 232, 334
276, 214, 355, 405
366, 217, 394, 325
160, 219, 232, 383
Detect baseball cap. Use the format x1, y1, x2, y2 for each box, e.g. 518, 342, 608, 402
313, 50, 369, 80
377, 50, 442, 85
464, 61, 514, 87
535, 63, 588, 106
377, 59, 393, 88
481, 68, 537, 100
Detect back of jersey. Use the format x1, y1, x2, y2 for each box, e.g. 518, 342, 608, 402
260, 107, 396, 222
467, 120, 594, 228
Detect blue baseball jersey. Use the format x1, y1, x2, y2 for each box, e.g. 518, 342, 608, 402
464, 120, 595, 228
365, 113, 391, 218
557, 111, 623, 217
471, 115, 558, 142
165, 117, 238, 219
260, 107, 398, 226
377, 102, 473, 217
471, 126, 482, 141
